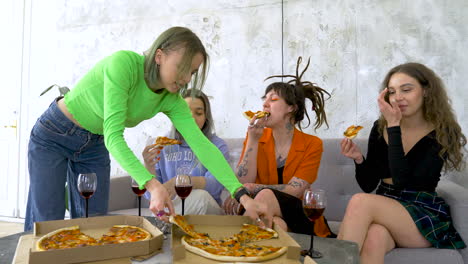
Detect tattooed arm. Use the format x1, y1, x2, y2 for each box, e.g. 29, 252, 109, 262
236, 122, 265, 183
236, 140, 259, 184
244, 176, 310, 199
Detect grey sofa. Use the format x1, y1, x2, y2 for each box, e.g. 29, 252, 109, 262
109, 138, 467, 264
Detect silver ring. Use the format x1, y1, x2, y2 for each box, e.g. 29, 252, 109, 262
248, 123, 255, 128
256, 217, 262, 223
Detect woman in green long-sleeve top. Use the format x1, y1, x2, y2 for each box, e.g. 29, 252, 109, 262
26, 27, 268, 231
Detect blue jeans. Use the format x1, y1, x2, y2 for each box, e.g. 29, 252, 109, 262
25, 98, 110, 231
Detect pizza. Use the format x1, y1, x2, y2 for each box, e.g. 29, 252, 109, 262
98, 225, 152, 244
243, 110, 270, 120
36, 225, 152, 251
181, 235, 287, 262
169, 215, 209, 239
36, 226, 99, 251
343, 125, 363, 139
153, 136, 182, 146
234, 224, 278, 243
172, 215, 286, 262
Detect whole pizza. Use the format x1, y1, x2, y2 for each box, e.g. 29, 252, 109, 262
36, 225, 151, 251
170, 215, 287, 262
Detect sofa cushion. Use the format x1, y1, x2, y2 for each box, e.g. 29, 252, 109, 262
385, 247, 464, 264
313, 139, 368, 221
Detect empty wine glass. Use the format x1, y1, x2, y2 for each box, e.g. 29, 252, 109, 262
77, 173, 97, 218
175, 173, 192, 215
131, 178, 146, 216
301, 188, 327, 258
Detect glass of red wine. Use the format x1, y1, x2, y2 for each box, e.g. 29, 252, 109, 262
77, 173, 97, 218
302, 188, 326, 258
175, 173, 192, 215
131, 178, 146, 216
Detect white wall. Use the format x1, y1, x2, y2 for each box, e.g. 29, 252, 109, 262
23, 0, 467, 179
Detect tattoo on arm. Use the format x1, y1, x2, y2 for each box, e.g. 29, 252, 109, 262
288, 177, 308, 188
236, 147, 253, 178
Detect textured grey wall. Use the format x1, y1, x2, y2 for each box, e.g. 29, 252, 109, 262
26, 0, 467, 178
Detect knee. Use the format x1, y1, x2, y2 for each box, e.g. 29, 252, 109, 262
362, 224, 392, 253
345, 193, 373, 216
273, 216, 288, 232
254, 188, 275, 202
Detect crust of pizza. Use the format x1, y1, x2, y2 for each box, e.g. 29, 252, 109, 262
181, 236, 287, 262
35, 225, 84, 251
243, 110, 270, 121
343, 125, 363, 139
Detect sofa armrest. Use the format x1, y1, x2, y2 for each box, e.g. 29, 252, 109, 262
108, 176, 138, 212
436, 179, 468, 262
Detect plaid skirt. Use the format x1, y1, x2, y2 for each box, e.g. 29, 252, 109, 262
377, 182, 466, 249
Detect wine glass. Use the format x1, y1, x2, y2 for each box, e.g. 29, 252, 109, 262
175, 173, 192, 215
131, 178, 146, 216
301, 188, 327, 258
77, 173, 97, 218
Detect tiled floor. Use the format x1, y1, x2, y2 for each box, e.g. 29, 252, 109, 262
0, 221, 24, 238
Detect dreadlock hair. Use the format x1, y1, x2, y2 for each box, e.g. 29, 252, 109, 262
264, 57, 330, 130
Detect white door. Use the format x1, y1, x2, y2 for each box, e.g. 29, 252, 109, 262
0, 0, 26, 217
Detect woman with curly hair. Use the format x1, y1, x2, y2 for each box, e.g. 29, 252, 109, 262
224, 57, 335, 237
340, 62, 466, 263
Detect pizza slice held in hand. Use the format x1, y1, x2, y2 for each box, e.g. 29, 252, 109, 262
343, 125, 363, 140
152, 136, 182, 147
243, 110, 270, 120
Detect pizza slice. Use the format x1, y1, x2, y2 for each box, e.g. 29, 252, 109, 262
36, 225, 99, 251
169, 215, 210, 239
152, 136, 182, 147
343, 125, 363, 140
234, 223, 278, 243
243, 110, 270, 121
98, 225, 152, 244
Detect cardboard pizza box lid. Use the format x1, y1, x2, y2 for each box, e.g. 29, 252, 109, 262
27, 215, 163, 264
171, 215, 301, 264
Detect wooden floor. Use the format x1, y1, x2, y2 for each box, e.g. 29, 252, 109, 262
0, 221, 24, 238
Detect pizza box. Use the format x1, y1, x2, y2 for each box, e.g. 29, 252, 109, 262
171, 215, 301, 263
25, 215, 163, 264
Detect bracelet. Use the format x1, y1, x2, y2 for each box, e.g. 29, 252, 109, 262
234, 187, 250, 203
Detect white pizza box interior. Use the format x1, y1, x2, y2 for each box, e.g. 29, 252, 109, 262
28, 215, 163, 264
171, 215, 301, 263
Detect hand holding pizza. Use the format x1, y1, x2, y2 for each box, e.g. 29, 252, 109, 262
340, 138, 364, 164
142, 145, 164, 175
145, 178, 175, 221
247, 116, 268, 141
378, 88, 401, 127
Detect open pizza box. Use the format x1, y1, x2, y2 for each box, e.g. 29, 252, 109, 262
171, 215, 301, 263
18, 215, 163, 264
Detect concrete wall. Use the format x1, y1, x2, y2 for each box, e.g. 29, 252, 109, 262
25, 0, 468, 178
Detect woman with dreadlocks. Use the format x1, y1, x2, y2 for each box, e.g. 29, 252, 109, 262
223, 57, 334, 236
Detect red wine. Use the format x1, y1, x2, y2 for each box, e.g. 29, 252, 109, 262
175, 185, 192, 199
303, 207, 325, 221
132, 186, 147, 196
80, 191, 94, 199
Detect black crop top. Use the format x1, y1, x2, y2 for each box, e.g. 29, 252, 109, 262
355, 121, 444, 193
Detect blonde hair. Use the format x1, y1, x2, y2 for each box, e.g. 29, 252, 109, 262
144, 27, 209, 93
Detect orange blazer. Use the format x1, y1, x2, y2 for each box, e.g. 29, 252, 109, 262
239, 128, 331, 237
